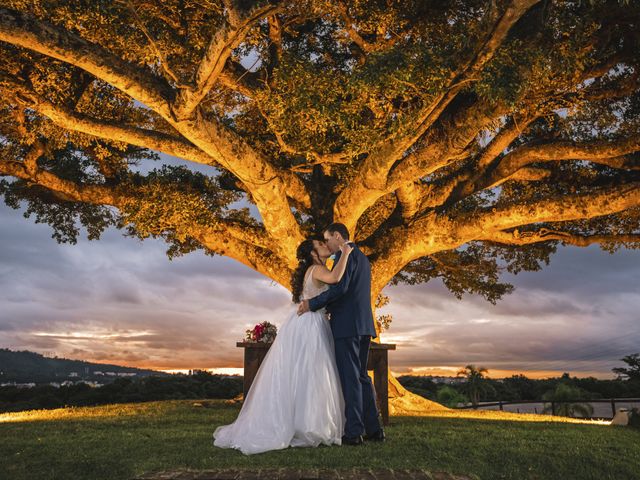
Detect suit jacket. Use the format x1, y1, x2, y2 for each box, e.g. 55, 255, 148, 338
308, 243, 377, 339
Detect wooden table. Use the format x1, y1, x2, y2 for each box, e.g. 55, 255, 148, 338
236, 341, 396, 425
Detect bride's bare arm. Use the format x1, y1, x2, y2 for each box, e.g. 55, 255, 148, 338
312, 244, 354, 284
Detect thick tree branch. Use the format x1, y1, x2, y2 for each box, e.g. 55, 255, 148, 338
420, 112, 542, 215
333, 0, 540, 232
492, 166, 552, 184
168, 109, 308, 250
0, 7, 308, 257
476, 113, 540, 170
334, 1, 410, 58
336, 1, 374, 55
435, 61, 640, 207
253, 102, 350, 173
455, 181, 640, 236
3, 76, 311, 212
579, 69, 639, 103
440, 136, 640, 209
370, 181, 640, 292
267, 13, 282, 76
398, 52, 638, 214
0, 7, 173, 116
217, 60, 264, 98
419, 176, 468, 211
406, 0, 540, 147
22, 139, 46, 177
191, 229, 292, 286
2, 79, 216, 165
475, 137, 640, 195
493, 138, 640, 176
289, 154, 350, 173
480, 228, 640, 248
124, 1, 186, 88
171, 3, 281, 120
9, 80, 306, 207
0, 158, 122, 205
0, 157, 289, 281
432, 113, 540, 205
395, 182, 422, 221
386, 100, 508, 191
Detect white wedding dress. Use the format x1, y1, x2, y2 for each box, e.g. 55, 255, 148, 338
212, 265, 345, 455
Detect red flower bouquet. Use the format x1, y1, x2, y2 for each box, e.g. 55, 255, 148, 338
245, 321, 277, 343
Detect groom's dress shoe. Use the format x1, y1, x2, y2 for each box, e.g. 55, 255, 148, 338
341, 434, 364, 446
363, 428, 385, 442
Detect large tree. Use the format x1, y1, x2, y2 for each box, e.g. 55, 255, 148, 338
1, 0, 639, 413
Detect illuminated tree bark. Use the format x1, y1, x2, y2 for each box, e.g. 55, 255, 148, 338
1, 1, 639, 413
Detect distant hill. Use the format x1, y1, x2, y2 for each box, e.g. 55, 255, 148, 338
0, 348, 168, 384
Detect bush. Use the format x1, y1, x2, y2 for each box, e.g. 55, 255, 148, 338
0, 373, 243, 413
436, 385, 468, 408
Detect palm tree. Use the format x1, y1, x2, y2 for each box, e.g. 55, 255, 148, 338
456, 364, 494, 407
542, 383, 594, 418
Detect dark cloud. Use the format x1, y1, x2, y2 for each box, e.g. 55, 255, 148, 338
500, 245, 640, 295
378, 245, 640, 377
103, 285, 145, 305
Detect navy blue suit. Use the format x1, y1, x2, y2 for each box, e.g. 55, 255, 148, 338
308, 243, 382, 438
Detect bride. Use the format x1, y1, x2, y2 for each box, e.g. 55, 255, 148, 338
212, 237, 354, 455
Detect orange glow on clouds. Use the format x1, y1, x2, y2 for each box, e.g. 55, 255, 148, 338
391, 366, 612, 379
153, 365, 609, 380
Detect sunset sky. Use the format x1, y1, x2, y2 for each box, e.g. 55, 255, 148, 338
1, 154, 639, 380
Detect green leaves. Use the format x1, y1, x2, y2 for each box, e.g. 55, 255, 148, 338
0, 0, 639, 298
118, 165, 243, 242
0, 148, 121, 244
391, 240, 558, 304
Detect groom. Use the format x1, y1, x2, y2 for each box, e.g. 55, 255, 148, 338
297, 222, 385, 446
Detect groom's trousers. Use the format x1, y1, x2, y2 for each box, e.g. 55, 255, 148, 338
334, 335, 382, 438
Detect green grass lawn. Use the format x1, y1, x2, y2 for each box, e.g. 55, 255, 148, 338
0, 399, 638, 480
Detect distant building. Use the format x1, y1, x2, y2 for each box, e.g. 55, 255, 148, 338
69, 372, 79, 377
94, 371, 104, 376
78, 380, 103, 387
116, 372, 136, 377
105, 372, 116, 376
428, 376, 466, 385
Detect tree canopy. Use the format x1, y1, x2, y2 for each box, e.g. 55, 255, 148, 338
613, 353, 640, 381
1, 0, 639, 309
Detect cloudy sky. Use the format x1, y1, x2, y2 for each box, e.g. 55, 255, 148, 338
1, 155, 639, 380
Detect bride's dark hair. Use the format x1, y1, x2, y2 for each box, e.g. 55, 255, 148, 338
291, 237, 322, 303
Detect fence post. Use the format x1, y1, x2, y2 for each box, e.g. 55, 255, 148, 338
611, 398, 616, 418
499, 400, 503, 411
551, 401, 556, 416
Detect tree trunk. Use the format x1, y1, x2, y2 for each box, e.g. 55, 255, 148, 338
371, 290, 451, 416
386, 371, 451, 416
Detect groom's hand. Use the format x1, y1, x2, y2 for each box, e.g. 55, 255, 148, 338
297, 300, 310, 316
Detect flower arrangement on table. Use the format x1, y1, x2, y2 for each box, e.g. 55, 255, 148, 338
245, 321, 278, 343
